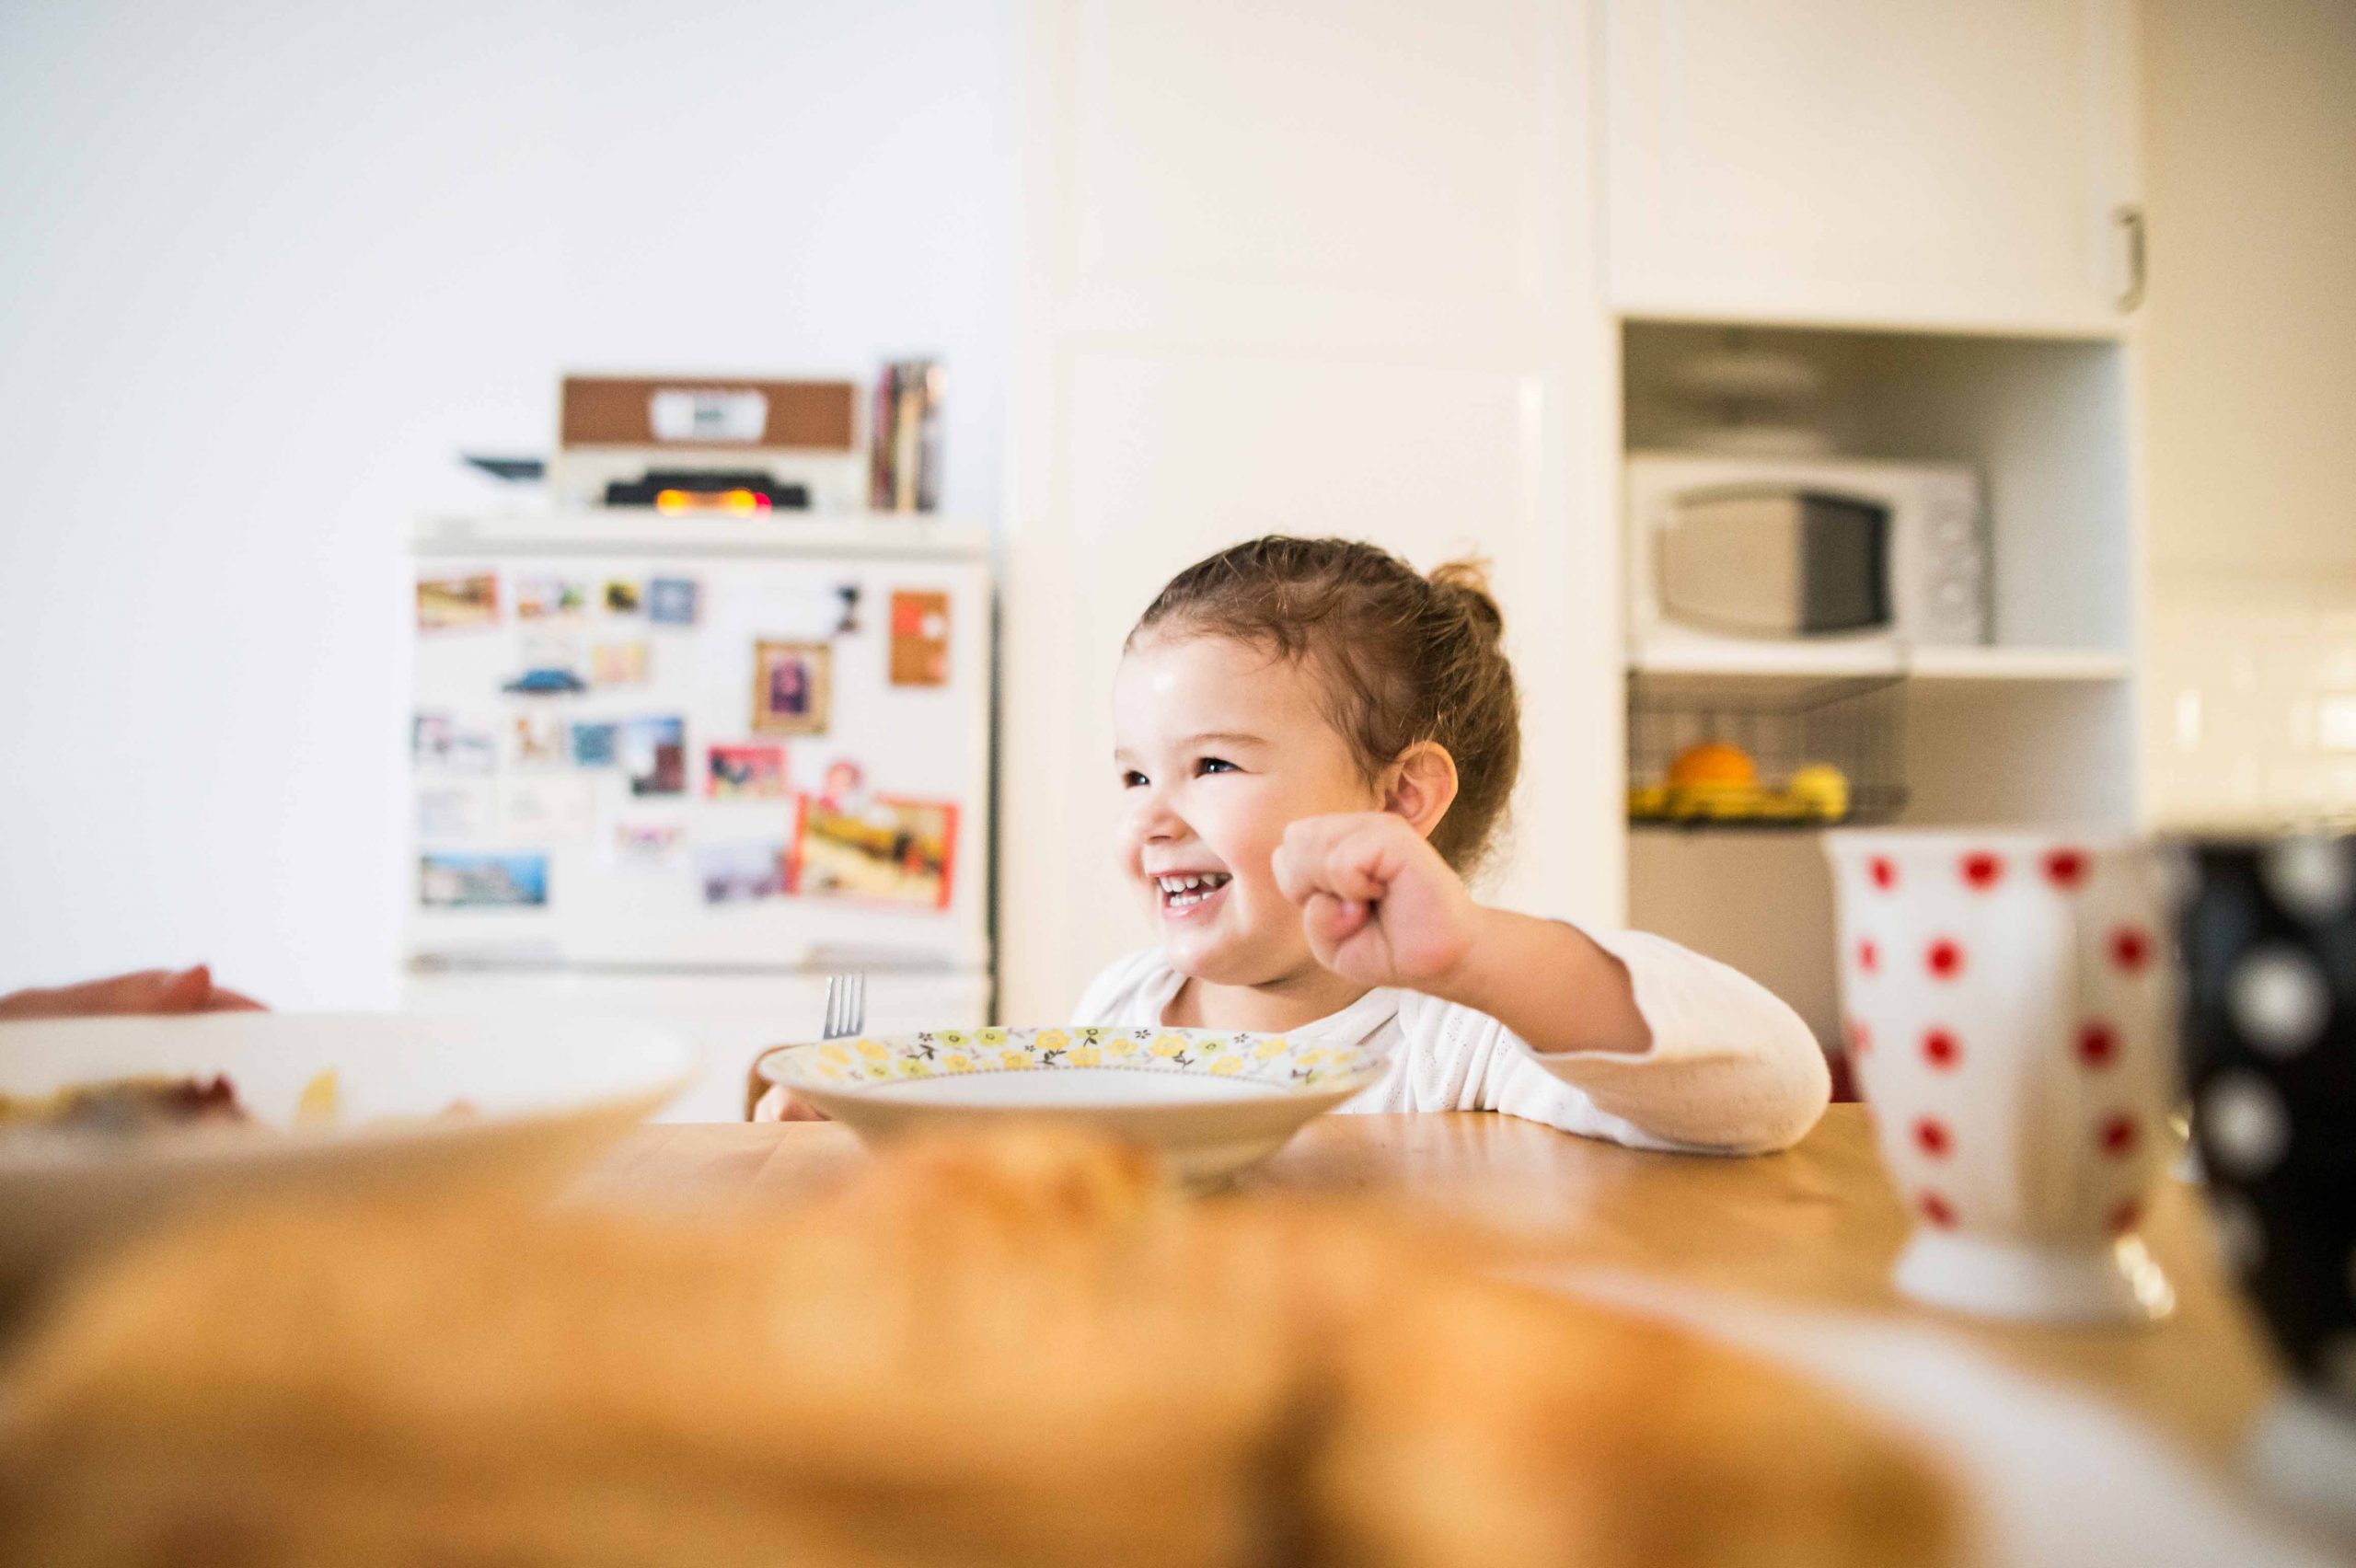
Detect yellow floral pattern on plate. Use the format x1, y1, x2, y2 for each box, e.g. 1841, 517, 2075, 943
769, 1026, 1380, 1095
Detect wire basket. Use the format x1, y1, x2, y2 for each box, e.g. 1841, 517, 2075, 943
1627, 673, 1907, 829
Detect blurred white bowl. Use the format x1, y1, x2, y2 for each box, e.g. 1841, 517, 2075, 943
0, 1012, 695, 1287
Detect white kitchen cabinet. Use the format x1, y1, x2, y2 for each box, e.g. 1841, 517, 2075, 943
1603, 0, 2145, 333
1002, 0, 1622, 1023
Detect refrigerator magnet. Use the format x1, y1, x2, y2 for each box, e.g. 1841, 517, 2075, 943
591, 640, 651, 686
610, 819, 687, 869
622, 716, 687, 796
499, 777, 595, 842
752, 640, 831, 735
648, 577, 699, 626
502, 635, 589, 696
888, 590, 952, 686
413, 712, 496, 774
816, 756, 870, 816
834, 583, 862, 636
419, 851, 548, 909
708, 744, 789, 800
417, 573, 498, 631
697, 841, 788, 905
514, 576, 588, 619
604, 579, 644, 615
415, 782, 491, 840
569, 721, 619, 768
792, 796, 957, 911
507, 713, 567, 768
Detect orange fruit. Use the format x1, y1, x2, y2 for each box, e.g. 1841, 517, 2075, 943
1667, 741, 1758, 790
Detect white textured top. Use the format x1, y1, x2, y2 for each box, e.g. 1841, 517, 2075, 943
1073, 928, 1830, 1155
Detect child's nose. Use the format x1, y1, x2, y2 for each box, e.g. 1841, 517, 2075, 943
1131, 786, 1186, 842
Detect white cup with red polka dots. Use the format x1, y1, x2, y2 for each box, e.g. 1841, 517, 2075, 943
1825, 830, 2179, 1323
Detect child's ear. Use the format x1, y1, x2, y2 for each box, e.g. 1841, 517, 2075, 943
1384, 743, 1460, 840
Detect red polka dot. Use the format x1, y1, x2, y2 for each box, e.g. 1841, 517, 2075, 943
2108, 926, 2153, 974
1961, 851, 2004, 891
2076, 1021, 2119, 1067
1857, 939, 1879, 974
1926, 938, 1964, 979
1869, 857, 1898, 891
1912, 1116, 1952, 1158
1923, 1028, 1961, 1069
2098, 1114, 2139, 1157
1847, 1018, 1872, 1057
2042, 848, 2088, 890
1919, 1192, 1958, 1228
2107, 1199, 2142, 1237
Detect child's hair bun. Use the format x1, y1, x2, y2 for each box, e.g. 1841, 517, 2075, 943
1427, 556, 1506, 643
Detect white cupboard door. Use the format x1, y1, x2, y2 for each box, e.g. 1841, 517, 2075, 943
1004, 0, 1622, 1023
1604, 0, 2144, 333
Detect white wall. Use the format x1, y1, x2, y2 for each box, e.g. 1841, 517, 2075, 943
0, 0, 1013, 1003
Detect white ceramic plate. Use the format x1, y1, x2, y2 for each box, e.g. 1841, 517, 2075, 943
1537, 1268, 2344, 1568
0, 1013, 696, 1288
757, 1025, 1386, 1188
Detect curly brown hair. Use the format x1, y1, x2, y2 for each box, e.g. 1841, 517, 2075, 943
1126, 536, 1520, 877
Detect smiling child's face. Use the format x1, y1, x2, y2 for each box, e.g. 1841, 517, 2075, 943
1112, 629, 1382, 987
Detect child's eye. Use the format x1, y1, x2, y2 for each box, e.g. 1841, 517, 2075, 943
1120, 769, 1148, 789
1195, 756, 1238, 776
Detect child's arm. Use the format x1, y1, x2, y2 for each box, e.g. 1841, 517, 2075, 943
1270, 813, 1647, 1054
1274, 812, 1828, 1151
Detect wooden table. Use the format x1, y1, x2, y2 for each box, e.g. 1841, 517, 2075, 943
579, 1106, 2286, 1474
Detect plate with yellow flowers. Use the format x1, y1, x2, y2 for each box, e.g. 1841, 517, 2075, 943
756, 1026, 1388, 1188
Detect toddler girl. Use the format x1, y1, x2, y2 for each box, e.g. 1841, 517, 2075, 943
765, 536, 1827, 1152
1082, 535, 1825, 1153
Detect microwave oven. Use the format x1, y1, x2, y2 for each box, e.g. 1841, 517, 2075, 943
1624, 452, 1987, 658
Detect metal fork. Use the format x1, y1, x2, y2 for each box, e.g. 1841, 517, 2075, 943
821, 972, 866, 1040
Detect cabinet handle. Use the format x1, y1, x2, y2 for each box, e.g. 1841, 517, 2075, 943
2114, 204, 2147, 313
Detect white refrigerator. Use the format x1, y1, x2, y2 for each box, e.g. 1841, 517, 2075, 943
403, 510, 993, 1119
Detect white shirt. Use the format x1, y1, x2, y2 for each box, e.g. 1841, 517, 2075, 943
1072, 927, 1829, 1155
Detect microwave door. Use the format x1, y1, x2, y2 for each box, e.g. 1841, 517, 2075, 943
1796, 492, 1890, 634
1656, 489, 1891, 639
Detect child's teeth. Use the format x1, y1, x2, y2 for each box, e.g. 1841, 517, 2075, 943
1157, 871, 1227, 905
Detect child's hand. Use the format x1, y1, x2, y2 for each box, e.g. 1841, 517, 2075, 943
1271, 813, 1481, 992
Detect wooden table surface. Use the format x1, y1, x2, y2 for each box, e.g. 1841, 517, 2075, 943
577, 1105, 2287, 1474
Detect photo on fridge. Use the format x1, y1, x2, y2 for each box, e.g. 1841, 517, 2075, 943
752, 640, 830, 735
509, 713, 567, 768
413, 711, 495, 773
622, 716, 687, 796
419, 851, 549, 909
648, 577, 699, 626
698, 841, 788, 905
515, 576, 590, 619
592, 640, 651, 686
570, 721, 619, 767
708, 744, 789, 800
791, 796, 956, 910
416, 573, 498, 631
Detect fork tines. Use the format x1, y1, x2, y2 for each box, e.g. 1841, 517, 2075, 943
822, 973, 867, 1041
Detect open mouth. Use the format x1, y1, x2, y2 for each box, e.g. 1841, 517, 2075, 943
1154, 871, 1232, 915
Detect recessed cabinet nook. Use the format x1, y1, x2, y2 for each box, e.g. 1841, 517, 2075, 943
1004, 0, 2148, 1043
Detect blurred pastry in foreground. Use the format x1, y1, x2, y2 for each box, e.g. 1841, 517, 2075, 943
0, 1127, 1961, 1568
